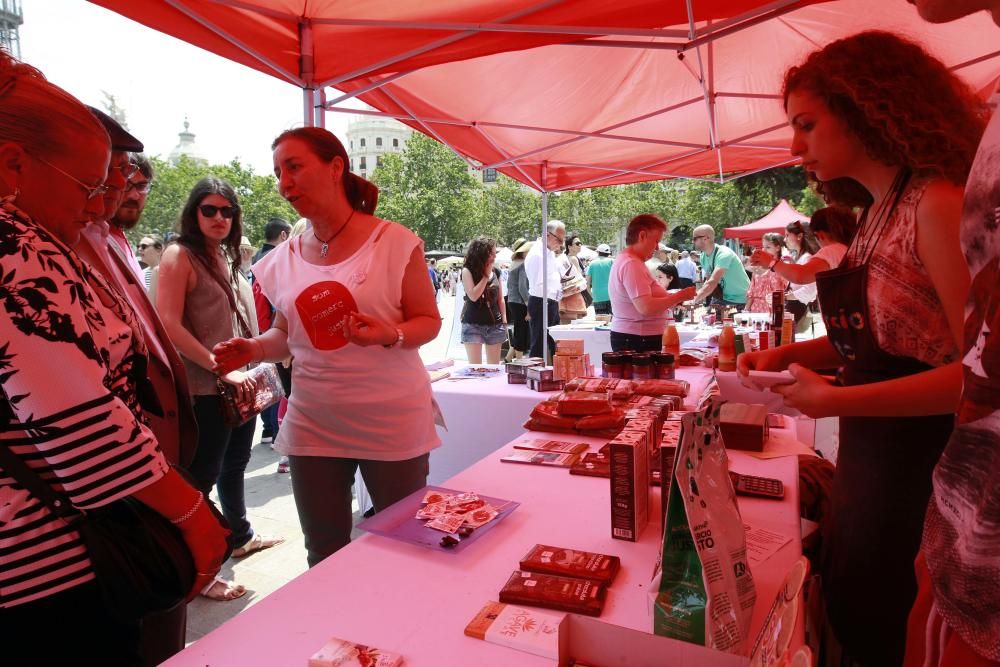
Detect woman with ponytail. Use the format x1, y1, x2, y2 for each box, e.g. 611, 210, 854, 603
212, 128, 442, 567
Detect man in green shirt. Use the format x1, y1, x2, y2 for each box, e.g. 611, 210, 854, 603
585, 243, 615, 315
691, 225, 750, 309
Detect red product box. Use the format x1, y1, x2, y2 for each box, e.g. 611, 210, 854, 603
609, 432, 649, 542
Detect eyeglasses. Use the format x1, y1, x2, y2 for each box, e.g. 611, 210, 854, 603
126, 179, 152, 194
138, 242, 156, 250
198, 204, 237, 219
34, 154, 108, 200
548, 232, 565, 243
113, 162, 140, 179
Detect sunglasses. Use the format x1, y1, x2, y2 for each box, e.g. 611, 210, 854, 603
198, 204, 237, 219
34, 154, 108, 200
138, 242, 158, 250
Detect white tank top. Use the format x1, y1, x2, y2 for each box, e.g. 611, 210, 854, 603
253, 220, 440, 461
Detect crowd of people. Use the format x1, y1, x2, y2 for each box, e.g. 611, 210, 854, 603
0, 1, 997, 666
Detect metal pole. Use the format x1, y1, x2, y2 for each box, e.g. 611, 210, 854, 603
540, 162, 550, 364
314, 88, 327, 128
303, 88, 315, 127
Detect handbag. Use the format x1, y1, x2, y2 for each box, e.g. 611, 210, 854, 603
217, 361, 286, 427
0, 444, 197, 624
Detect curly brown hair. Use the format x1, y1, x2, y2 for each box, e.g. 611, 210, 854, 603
464, 236, 497, 283
783, 30, 988, 207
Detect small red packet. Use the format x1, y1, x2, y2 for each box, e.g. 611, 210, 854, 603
463, 505, 498, 528
427, 513, 465, 534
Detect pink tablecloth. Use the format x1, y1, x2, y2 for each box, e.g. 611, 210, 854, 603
165, 429, 803, 666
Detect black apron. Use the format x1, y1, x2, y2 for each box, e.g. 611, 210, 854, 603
816, 218, 953, 665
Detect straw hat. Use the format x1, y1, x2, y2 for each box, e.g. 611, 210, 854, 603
513, 240, 534, 258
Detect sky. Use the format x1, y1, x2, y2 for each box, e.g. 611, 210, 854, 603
19, 0, 365, 176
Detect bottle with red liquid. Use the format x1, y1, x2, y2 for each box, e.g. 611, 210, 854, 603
661, 324, 680, 357
718, 324, 737, 372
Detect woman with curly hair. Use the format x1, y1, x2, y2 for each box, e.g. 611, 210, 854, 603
461, 236, 507, 363
737, 30, 987, 666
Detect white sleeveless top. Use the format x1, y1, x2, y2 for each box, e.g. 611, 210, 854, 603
252, 220, 440, 461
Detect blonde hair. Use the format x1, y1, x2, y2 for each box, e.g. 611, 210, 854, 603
290, 218, 310, 238
0, 52, 109, 158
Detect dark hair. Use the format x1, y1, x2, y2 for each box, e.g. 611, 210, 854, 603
783, 30, 987, 208
464, 236, 497, 283
761, 232, 785, 253
177, 176, 243, 282
625, 214, 667, 246
785, 220, 820, 256
565, 234, 581, 253
272, 127, 378, 214
655, 263, 679, 286
809, 206, 857, 246
130, 152, 154, 180
141, 233, 164, 251
263, 217, 292, 242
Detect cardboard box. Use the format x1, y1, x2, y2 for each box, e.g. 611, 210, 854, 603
719, 403, 770, 452
507, 372, 528, 384
528, 377, 565, 392
610, 432, 648, 542
556, 339, 585, 356
554, 354, 587, 382
557, 615, 748, 667
527, 365, 556, 382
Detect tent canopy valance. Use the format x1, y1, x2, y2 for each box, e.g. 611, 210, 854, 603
90, 0, 1000, 192
723, 199, 810, 243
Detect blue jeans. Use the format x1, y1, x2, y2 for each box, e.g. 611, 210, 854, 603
189, 395, 256, 548
260, 402, 280, 438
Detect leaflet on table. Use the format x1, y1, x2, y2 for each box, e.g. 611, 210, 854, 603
452, 365, 503, 378
308, 637, 402, 667
511, 438, 590, 455
743, 522, 794, 568
500, 450, 580, 467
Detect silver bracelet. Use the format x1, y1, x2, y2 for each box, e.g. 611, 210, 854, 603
170, 494, 203, 525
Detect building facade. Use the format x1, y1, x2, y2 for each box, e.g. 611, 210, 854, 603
346, 115, 412, 180
0, 0, 23, 59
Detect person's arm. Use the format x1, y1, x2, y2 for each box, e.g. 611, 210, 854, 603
156, 245, 214, 372
771, 182, 968, 419
496, 272, 508, 325
346, 244, 442, 348
694, 266, 726, 302
157, 245, 252, 397
462, 266, 493, 302
212, 311, 292, 374
585, 263, 594, 290
771, 255, 831, 284
518, 267, 531, 304
737, 336, 843, 375
633, 288, 697, 315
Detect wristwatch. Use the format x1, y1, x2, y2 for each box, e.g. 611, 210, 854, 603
384, 327, 404, 349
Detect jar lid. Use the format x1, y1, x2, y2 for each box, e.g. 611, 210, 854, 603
602, 352, 621, 363
631, 353, 652, 366
651, 352, 675, 363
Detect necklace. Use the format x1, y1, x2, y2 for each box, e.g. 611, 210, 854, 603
313, 209, 356, 258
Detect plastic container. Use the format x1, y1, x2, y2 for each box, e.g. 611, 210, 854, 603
602, 352, 623, 379
651, 352, 676, 380
661, 324, 680, 358
718, 324, 737, 372
631, 353, 653, 380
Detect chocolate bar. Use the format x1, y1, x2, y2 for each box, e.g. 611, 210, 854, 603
519, 544, 621, 584
499, 570, 607, 616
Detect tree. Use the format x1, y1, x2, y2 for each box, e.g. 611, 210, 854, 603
372, 133, 482, 249
129, 156, 297, 246
474, 174, 540, 245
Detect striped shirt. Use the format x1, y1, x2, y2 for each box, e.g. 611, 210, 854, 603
0, 202, 167, 608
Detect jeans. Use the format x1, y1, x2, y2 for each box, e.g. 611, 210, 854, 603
189, 394, 256, 548
260, 402, 280, 438
288, 453, 430, 567
593, 300, 612, 315
609, 331, 662, 352
527, 296, 560, 358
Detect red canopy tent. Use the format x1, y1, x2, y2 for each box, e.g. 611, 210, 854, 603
723, 199, 810, 243
89, 0, 1000, 191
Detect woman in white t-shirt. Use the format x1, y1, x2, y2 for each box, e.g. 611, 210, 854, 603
749, 206, 857, 292
212, 128, 442, 567
782, 219, 821, 327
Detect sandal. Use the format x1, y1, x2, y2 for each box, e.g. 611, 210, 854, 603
231, 533, 285, 559
200, 576, 247, 601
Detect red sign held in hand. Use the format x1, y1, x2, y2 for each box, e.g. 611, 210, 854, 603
294, 281, 357, 350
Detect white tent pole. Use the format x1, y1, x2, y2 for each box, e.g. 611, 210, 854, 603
301, 19, 316, 127
314, 88, 327, 128
303, 89, 314, 127
540, 162, 550, 364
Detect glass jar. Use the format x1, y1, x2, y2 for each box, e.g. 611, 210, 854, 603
602, 352, 623, 379
631, 353, 653, 380
619, 351, 634, 380
651, 352, 676, 379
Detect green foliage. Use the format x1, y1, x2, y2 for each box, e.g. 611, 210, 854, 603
130, 156, 297, 245
473, 173, 540, 245
372, 133, 482, 249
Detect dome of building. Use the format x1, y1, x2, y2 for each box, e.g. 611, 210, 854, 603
168, 117, 208, 166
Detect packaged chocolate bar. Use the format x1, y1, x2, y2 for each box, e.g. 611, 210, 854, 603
555, 338, 585, 355
529, 402, 579, 430
527, 366, 556, 382
507, 372, 528, 384
632, 378, 690, 397
464, 601, 563, 660
499, 570, 607, 616
308, 637, 402, 667
512, 438, 590, 455
575, 408, 624, 432
555, 391, 613, 416
519, 544, 621, 584
501, 450, 579, 467
522, 418, 578, 435
569, 452, 611, 478
528, 377, 565, 392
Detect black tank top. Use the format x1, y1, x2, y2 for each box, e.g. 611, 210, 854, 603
462, 268, 502, 325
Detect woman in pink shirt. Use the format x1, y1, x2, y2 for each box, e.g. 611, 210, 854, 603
608, 214, 696, 352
